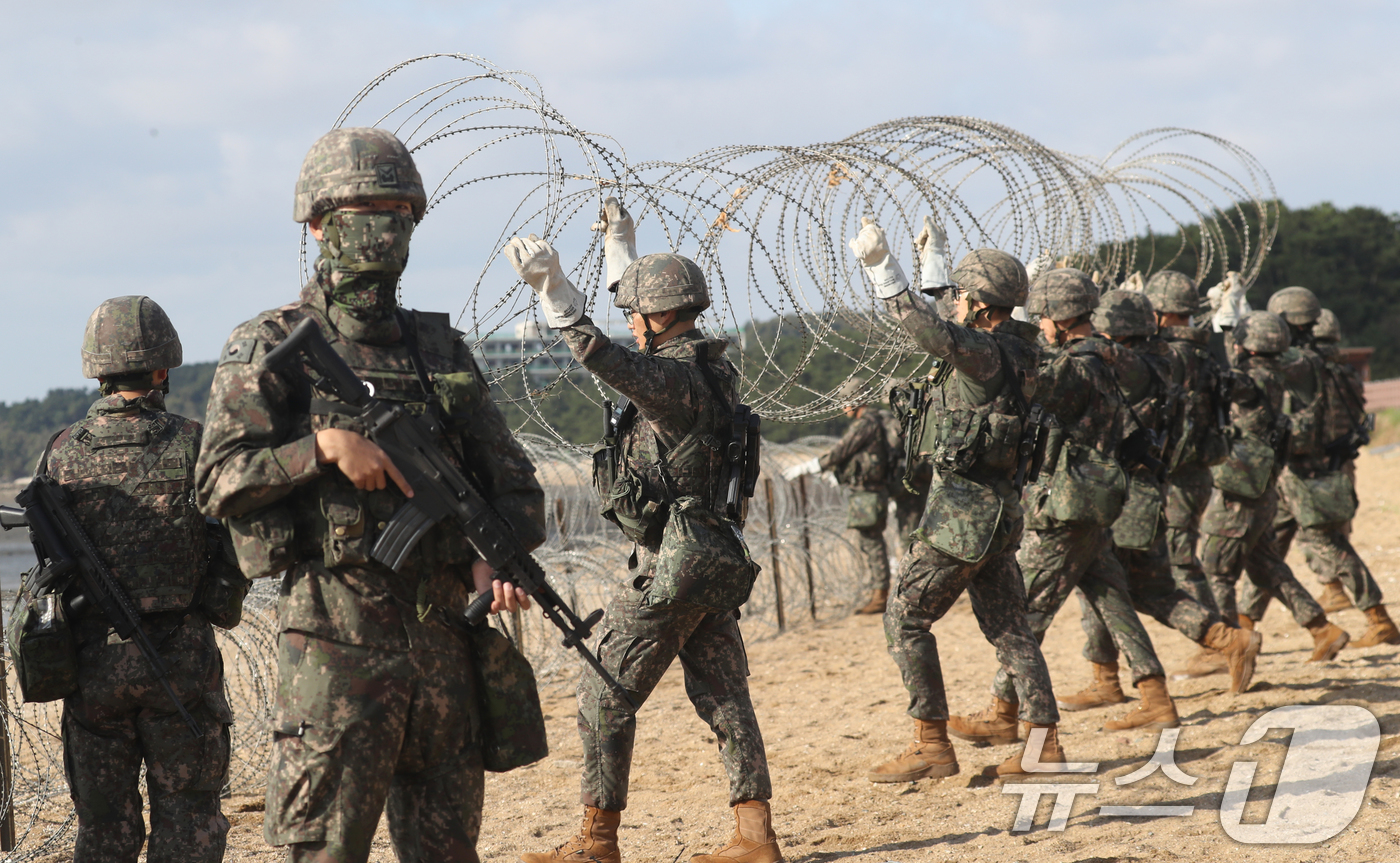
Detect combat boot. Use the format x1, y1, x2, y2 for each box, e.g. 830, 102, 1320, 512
948, 696, 1020, 745
1202, 621, 1264, 694
867, 719, 959, 783
1305, 615, 1349, 662
1320, 581, 1354, 613
855, 589, 888, 615
1238, 614, 1256, 631
1056, 661, 1128, 712
1175, 646, 1228, 679
992, 723, 1067, 776
1353, 604, 1400, 648
1103, 676, 1179, 731
691, 800, 782, 863
521, 806, 621, 863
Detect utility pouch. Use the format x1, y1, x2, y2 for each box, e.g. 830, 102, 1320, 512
465, 622, 549, 773
1209, 432, 1275, 500
433, 371, 481, 426
1109, 473, 1165, 551
225, 503, 297, 579
6, 574, 79, 703
914, 471, 1005, 563
1279, 469, 1357, 529
1045, 443, 1128, 527
846, 491, 885, 530
198, 520, 252, 629
652, 497, 759, 612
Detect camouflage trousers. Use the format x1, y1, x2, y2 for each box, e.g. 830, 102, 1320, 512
892, 485, 929, 545
63, 612, 231, 863
266, 630, 484, 863
992, 524, 1165, 701
1164, 466, 1220, 614
1077, 527, 1224, 666
1198, 486, 1325, 627
886, 539, 1059, 725
856, 526, 892, 593
578, 577, 770, 811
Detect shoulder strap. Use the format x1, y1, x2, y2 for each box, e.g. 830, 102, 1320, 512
35, 428, 65, 478
993, 338, 1030, 416
395, 310, 437, 399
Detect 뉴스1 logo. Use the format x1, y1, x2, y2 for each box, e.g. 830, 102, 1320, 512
376, 164, 398, 187
1003, 704, 1381, 843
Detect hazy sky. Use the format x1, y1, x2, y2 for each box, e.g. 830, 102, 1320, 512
4, 0, 1398, 404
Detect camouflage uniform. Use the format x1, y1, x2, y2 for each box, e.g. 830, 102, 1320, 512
881, 290, 1059, 726
880, 407, 932, 542
820, 408, 893, 593
197, 129, 545, 863
557, 308, 770, 811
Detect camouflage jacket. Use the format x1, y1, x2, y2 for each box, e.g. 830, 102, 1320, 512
46, 391, 206, 614
1159, 326, 1229, 472
196, 281, 545, 652
1317, 343, 1369, 444
819, 410, 890, 493
1038, 334, 1128, 459
1227, 354, 1289, 452
882, 292, 1041, 498
1096, 336, 1175, 477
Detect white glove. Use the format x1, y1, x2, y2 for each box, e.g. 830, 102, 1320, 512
503, 234, 586, 329
591, 196, 638, 288
1025, 251, 1054, 284
781, 457, 822, 481
1209, 270, 1251, 331
1122, 271, 1145, 292
849, 217, 909, 299
915, 215, 954, 293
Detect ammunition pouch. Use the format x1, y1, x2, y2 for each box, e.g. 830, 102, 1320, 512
914, 471, 1005, 563
6, 572, 79, 703
651, 497, 759, 612
1279, 468, 1357, 529
1042, 442, 1128, 527
846, 491, 887, 530
1109, 473, 1165, 551
1209, 432, 1276, 500
225, 503, 297, 579
465, 622, 549, 772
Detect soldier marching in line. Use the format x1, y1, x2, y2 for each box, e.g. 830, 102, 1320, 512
35, 297, 242, 863
853, 215, 1071, 782
1234, 288, 1399, 646
197, 128, 546, 863
505, 197, 782, 863
784, 377, 896, 614
1061, 290, 1261, 711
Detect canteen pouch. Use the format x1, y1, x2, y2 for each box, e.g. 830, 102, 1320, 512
651, 497, 760, 612
198, 520, 252, 629
845, 491, 885, 530
466, 622, 549, 773
914, 471, 1005, 564
7, 577, 79, 704
225, 503, 297, 579
1209, 433, 1275, 500
1280, 469, 1357, 529
1045, 443, 1128, 527
1109, 474, 1165, 551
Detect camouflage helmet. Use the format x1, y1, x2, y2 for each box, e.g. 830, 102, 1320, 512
1031, 268, 1099, 321
1232, 310, 1290, 354
1143, 270, 1204, 315
835, 377, 866, 405
1265, 286, 1322, 326
81, 295, 183, 379
1314, 308, 1342, 343
951, 249, 1029, 307
612, 253, 710, 315
294, 128, 427, 224
1092, 289, 1158, 338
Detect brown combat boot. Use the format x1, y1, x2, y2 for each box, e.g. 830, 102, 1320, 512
1238, 614, 1256, 631
948, 697, 1020, 745
1305, 615, 1350, 662
1056, 661, 1128, 712
1353, 605, 1400, 648
1102, 676, 1179, 731
855, 589, 888, 615
992, 723, 1068, 776
1202, 622, 1264, 694
1320, 581, 1354, 613
690, 800, 782, 863
1175, 646, 1229, 679
520, 807, 621, 863
867, 719, 959, 783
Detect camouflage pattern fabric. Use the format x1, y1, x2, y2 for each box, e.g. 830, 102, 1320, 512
821, 410, 893, 591
264, 627, 484, 862
1201, 487, 1325, 625
1162, 465, 1219, 610
892, 464, 932, 543
887, 542, 1059, 724
559, 319, 770, 810
880, 284, 1059, 725
293, 127, 427, 224
856, 525, 892, 593
612, 252, 710, 315
81, 295, 184, 380
63, 614, 231, 863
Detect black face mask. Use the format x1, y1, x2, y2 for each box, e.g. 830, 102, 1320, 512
316, 210, 415, 322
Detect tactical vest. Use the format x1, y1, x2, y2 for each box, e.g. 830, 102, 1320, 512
47, 398, 204, 613
1160, 328, 1230, 472
1282, 349, 1329, 460
1318, 347, 1368, 446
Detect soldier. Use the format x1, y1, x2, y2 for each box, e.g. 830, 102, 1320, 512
1197, 310, 1351, 661
855, 215, 1069, 782
784, 377, 894, 614
505, 197, 781, 863
1235, 289, 1397, 645
1060, 290, 1261, 709
196, 128, 546, 863
49, 296, 233, 863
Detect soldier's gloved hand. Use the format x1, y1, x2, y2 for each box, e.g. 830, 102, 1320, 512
915, 215, 955, 293
471, 559, 532, 613
504, 234, 586, 328
1122, 271, 1146, 292
781, 457, 823, 481
1210, 270, 1250, 331
1025, 251, 1054, 284
591, 196, 639, 288
849, 217, 909, 299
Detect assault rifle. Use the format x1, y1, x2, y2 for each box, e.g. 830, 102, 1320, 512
1326, 413, 1376, 472
1015, 404, 1052, 490
722, 405, 762, 522
6, 478, 203, 737
263, 318, 635, 708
